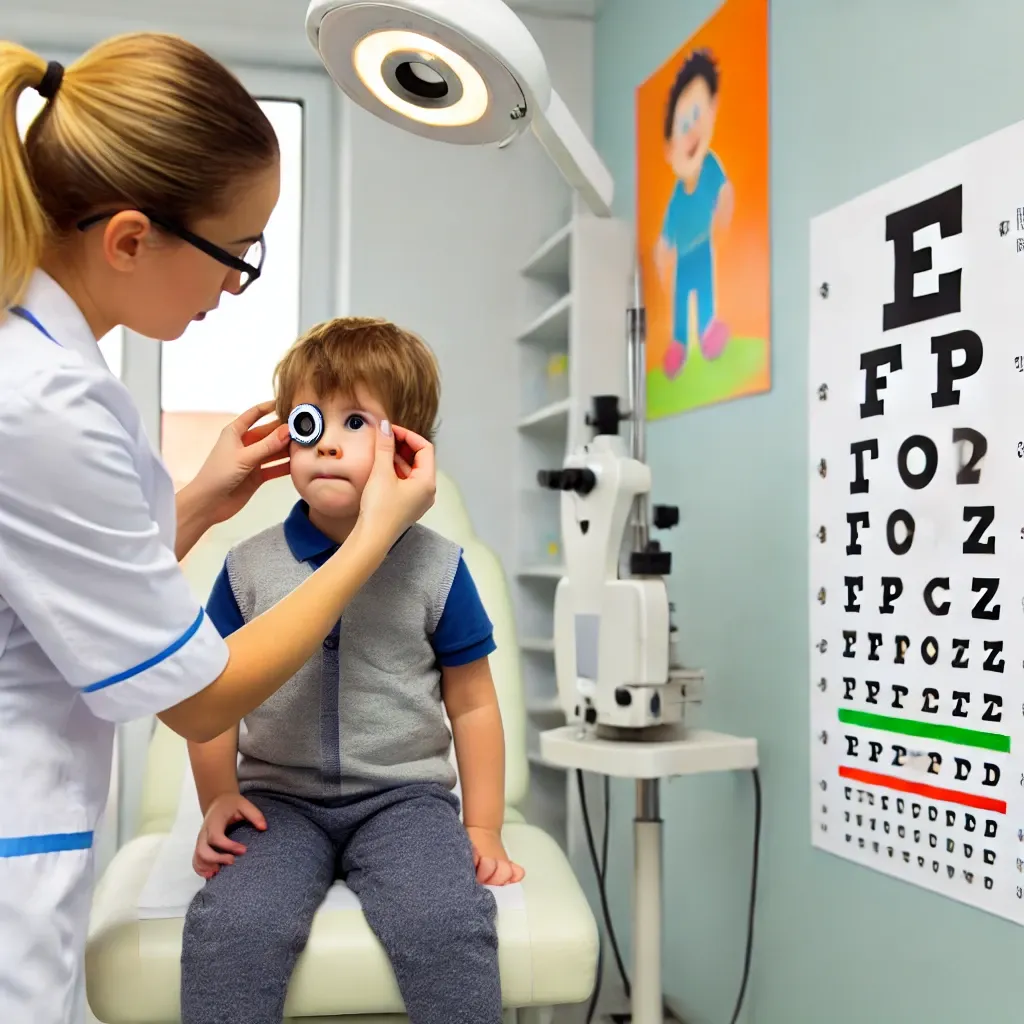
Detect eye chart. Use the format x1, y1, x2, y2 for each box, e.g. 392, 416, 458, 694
809, 120, 1024, 924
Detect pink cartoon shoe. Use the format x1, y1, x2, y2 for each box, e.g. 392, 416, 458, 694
664, 340, 687, 379
700, 319, 729, 360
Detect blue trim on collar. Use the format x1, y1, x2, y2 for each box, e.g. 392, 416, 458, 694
283, 501, 338, 563
9, 305, 60, 345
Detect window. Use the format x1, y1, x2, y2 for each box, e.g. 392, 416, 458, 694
160, 100, 304, 489
15, 90, 124, 377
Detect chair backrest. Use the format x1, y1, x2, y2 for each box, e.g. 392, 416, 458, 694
141, 471, 528, 833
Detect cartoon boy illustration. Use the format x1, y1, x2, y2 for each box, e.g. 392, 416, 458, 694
655, 48, 733, 379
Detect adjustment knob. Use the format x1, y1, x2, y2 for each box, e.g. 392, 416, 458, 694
653, 505, 679, 529
537, 470, 563, 490
560, 468, 597, 495
630, 541, 672, 576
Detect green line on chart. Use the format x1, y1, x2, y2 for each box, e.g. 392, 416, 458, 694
837, 708, 1010, 753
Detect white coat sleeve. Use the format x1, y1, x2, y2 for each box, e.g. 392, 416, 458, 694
0, 367, 229, 722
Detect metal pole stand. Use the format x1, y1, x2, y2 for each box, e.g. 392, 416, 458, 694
539, 727, 759, 1024
633, 779, 663, 1024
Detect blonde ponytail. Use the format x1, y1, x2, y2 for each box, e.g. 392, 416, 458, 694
0, 33, 278, 313
0, 43, 49, 311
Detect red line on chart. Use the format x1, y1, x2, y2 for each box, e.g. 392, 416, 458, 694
838, 766, 1007, 815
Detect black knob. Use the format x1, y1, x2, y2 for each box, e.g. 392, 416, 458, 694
560, 468, 597, 495
537, 470, 563, 489
653, 505, 679, 529
585, 395, 624, 437
631, 546, 672, 576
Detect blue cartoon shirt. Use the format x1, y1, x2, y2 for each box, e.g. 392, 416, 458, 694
661, 151, 727, 256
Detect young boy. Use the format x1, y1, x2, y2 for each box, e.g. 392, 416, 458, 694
655, 47, 734, 379
179, 317, 523, 1024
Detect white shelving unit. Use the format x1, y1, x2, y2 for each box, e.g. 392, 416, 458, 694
513, 208, 633, 849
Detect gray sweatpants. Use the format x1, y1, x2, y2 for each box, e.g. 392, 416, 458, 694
179, 782, 500, 1024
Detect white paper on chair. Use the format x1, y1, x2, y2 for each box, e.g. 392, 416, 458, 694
136, 754, 525, 919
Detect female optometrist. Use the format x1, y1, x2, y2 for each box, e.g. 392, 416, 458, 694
0, 34, 437, 1023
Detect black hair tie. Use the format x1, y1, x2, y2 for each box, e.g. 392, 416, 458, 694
36, 61, 64, 101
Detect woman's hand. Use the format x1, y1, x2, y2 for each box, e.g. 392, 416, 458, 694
357, 420, 436, 544
187, 400, 292, 527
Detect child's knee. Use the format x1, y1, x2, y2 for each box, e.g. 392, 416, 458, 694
404, 882, 497, 952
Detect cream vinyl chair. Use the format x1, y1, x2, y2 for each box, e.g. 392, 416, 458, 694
85, 471, 597, 1023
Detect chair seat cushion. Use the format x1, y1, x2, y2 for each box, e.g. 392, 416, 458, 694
86, 823, 597, 1023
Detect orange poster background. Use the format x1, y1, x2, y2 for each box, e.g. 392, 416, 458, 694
636, 0, 770, 419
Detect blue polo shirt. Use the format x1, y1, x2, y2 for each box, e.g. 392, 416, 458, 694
206, 501, 496, 667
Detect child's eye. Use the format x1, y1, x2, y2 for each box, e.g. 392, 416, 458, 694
345, 414, 367, 430
692, 104, 700, 123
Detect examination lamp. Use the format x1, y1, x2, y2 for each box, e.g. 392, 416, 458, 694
305, 0, 615, 217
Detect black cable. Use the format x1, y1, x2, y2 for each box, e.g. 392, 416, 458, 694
576, 766, 763, 1024
727, 767, 761, 1024
576, 770, 631, 1005
578, 770, 608, 1023
584, 777, 613, 1023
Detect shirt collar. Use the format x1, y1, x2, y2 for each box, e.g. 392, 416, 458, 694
283, 501, 339, 562
19, 269, 111, 372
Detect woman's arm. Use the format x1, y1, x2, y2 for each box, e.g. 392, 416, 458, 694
158, 515, 392, 741
175, 482, 214, 562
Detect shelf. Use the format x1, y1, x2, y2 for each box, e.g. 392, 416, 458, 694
540, 727, 759, 779
516, 293, 571, 350
517, 397, 570, 432
516, 565, 565, 580
521, 222, 571, 282
520, 637, 555, 653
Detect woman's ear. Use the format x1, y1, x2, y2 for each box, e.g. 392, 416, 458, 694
101, 211, 157, 272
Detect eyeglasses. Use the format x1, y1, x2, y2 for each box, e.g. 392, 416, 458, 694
76, 210, 266, 293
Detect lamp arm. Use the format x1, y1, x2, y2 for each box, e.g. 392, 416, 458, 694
530, 88, 614, 218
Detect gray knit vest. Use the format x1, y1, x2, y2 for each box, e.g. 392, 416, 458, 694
225, 522, 461, 800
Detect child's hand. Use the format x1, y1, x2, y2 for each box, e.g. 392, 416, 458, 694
192, 792, 267, 880
465, 826, 525, 886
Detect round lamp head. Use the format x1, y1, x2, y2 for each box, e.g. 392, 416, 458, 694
306, 0, 552, 146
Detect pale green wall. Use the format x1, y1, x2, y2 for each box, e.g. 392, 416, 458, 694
591, 1, 1024, 1021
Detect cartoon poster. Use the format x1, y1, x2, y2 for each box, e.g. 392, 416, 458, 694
636, 0, 770, 420
809, 116, 1024, 924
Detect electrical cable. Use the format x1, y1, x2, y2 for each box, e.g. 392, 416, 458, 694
577, 770, 631, 1010
576, 766, 763, 1024
577, 770, 607, 1023
726, 767, 761, 1024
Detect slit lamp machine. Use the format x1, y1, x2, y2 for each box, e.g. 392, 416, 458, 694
305, 3, 760, 1020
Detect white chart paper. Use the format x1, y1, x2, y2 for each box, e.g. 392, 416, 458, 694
809, 120, 1024, 924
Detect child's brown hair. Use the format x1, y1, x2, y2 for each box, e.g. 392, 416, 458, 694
274, 317, 440, 441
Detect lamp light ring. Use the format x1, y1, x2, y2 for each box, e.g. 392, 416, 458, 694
380, 49, 464, 110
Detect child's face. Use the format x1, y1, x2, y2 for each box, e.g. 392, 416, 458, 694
287, 383, 388, 521
666, 77, 717, 183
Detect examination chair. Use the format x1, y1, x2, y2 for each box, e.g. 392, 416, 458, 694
85, 471, 597, 1023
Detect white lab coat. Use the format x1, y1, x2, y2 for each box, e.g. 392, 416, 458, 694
0, 271, 230, 1022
